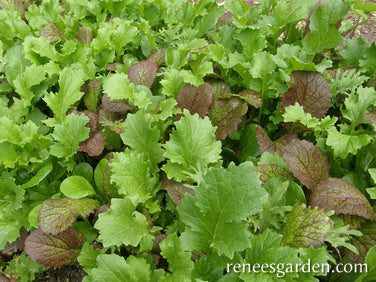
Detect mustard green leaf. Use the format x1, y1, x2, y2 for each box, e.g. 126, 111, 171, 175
178, 162, 268, 259
38, 197, 100, 235
94, 198, 154, 250
310, 178, 376, 221
44, 67, 85, 123
163, 109, 222, 182
282, 202, 331, 248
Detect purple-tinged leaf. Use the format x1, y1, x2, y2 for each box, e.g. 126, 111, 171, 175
209, 97, 244, 140
147, 49, 166, 66
0, 0, 24, 11
255, 164, 293, 185
176, 83, 213, 118
75, 26, 93, 45
344, 221, 376, 263
310, 178, 376, 220
206, 78, 231, 99
364, 107, 376, 137
78, 132, 105, 157
162, 179, 194, 206
282, 139, 330, 190
83, 80, 101, 113
83, 110, 98, 136
338, 214, 367, 230
0, 227, 27, 257
40, 22, 65, 44
24, 227, 85, 268
256, 126, 277, 154
281, 71, 331, 119
102, 94, 131, 113
98, 107, 119, 123
255, 126, 297, 155
275, 134, 298, 154
282, 202, 331, 248
38, 198, 100, 235
128, 60, 158, 88
106, 62, 121, 72
237, 89, 262, 108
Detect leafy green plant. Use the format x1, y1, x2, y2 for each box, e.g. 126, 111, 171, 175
1, 0, 376, 281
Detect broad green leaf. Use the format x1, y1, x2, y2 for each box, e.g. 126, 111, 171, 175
44, 67, 85, 123
239, 124, 259, 162
343, 86, 376, 127
344, 221, 376, 263
240, 229, 302, 281
298, 246, 335, 278
38, 198, 100, 235
303, 0, 349, 54
356, 245, 376, 281
0, 173, 24, 216
77, 242, 102, 276
94, 158, 119, 199
340, 37, 369, 68
89, 254, 154, 282
160, 234, 194, 280
60, 175, 96, 199
103, 73, 151, 108
282, 202, 331, 248
310, 178, 376, 220
176, 83, 213, 118
28, 204, 42, 228
110, 150, 160, 207
94, 198, 154, 250
282, 139, 330, 190
12, 64, 47, 106
327, 127, 373, 159
163, 109, 222, 182
209, 97, 244, 140
83, 80, 101, 113
120, 110, 164, 170
24, 227, 85, 268
102, 72, 134, 100
178, 162, 268, 259
21, 160, 53, 189
50, 113, 90, 163
72, 162, 94, 182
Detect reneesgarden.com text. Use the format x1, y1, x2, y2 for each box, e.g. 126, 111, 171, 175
226, 260, 367, 278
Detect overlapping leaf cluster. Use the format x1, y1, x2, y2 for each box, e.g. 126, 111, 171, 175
1, 0, 376, 281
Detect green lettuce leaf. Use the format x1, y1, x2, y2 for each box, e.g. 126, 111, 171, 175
94, 198, 154, 250
163, 109, 222, 182
44, 67, 85, 123
110, 150, 160, 208
160, 234, 194, 280
50, 113, 90, 166
120, 110, 164, 170
88, 254, 156, 282
178, 162, 268, 259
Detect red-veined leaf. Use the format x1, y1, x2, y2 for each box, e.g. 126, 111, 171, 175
128, 60, 158, 88
176, 83, 213, 118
